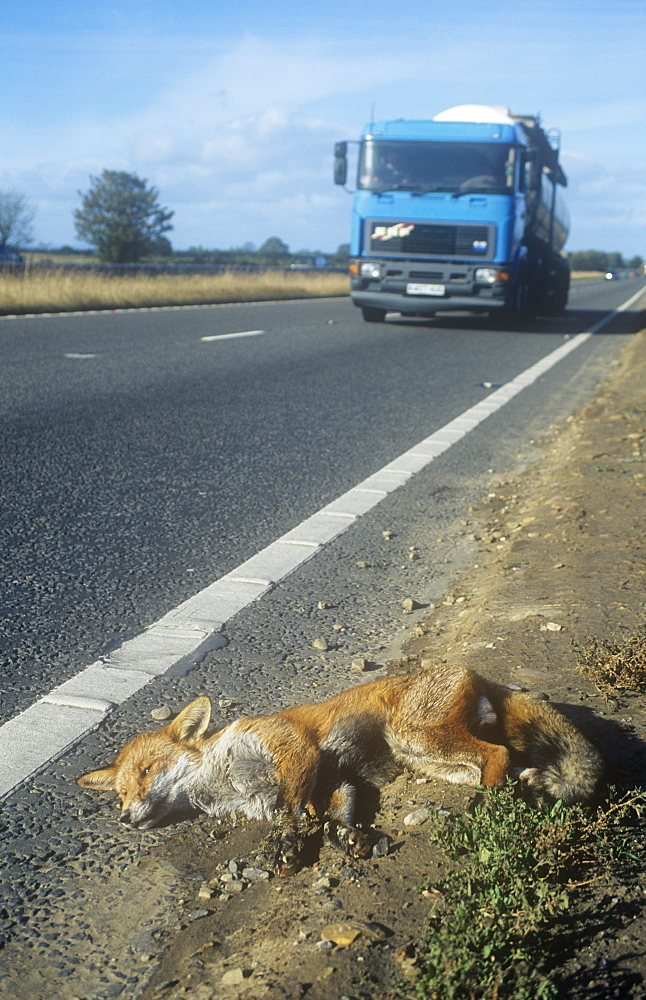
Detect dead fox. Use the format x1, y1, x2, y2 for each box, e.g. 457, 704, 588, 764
78, 664, 604, 873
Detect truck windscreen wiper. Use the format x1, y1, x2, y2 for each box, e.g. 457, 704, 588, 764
451, 187, 503, 198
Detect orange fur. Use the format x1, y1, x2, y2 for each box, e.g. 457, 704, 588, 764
78, 664, 603, 873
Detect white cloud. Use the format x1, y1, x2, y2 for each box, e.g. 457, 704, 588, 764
4, 22, 645, 254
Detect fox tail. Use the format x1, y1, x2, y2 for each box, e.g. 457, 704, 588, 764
486, 686, 604, 805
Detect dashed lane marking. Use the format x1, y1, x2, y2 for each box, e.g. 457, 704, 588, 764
200, 329, 265, 341
1, 287, 645, 800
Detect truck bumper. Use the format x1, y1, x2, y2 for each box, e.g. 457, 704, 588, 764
350, 288, 507, 315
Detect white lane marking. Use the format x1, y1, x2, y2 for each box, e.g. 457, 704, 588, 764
201, 329, 265, 342
1, 290, 644, 800
64, 353, 98, 359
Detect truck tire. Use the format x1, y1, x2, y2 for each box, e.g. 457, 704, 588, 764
361, 306, 387, 323
500, 263, 531, 327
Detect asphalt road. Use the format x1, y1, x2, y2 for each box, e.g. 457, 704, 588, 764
1, 278, 644, 727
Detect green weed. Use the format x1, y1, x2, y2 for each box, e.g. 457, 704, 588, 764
406, 783, 645, 1000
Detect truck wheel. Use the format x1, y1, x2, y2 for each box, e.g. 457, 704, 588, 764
501, 268, 531, 327
361, 306, 386, 323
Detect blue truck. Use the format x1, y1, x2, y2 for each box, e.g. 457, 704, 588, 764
334, 104, 570, 323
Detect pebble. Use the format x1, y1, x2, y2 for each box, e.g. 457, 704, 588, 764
321, 920, 387, 947
150, 706, 172, 721
371, 836, 390, 858
312, 638, 329, 651
242, 867, 270, 881
221, 968, 250, 985
351, 658, 370, 673
403, 807, 432, 826
402, 597, 423, 614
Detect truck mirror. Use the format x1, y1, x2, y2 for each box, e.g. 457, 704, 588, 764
334, 142, 348, 186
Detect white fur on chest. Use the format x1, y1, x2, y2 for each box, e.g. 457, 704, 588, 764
188, 721, 280, 821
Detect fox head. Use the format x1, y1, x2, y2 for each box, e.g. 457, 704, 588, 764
77, 697, 212, 829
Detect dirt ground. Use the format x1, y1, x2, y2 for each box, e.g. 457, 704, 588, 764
127, 331, 645, 1000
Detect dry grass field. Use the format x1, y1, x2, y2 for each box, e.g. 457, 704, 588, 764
0, 267, 350, 315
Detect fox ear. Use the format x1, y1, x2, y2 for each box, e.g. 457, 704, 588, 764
167, 697, 212, 743
77, 767, 118, 790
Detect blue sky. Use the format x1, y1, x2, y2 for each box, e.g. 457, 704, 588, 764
2, 0, 644, 255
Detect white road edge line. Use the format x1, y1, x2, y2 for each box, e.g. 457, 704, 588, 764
1, 291, 643, 800
201, 330, 265, 341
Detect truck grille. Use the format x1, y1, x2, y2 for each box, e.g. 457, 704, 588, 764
367, 221, 494, 258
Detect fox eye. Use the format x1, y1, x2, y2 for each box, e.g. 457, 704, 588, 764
141, 766, 151, 777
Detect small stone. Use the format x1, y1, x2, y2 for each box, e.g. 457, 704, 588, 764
151, 705, 172, 722
312, 637, 329, 651
316, 940, 334, 951
242, 867, 270, 881
197, 886, 213, 900
541, 622, 564, 632
351, 658, 370, 673
218, 698, 235, 708
321, 920, 387, 947
402, 597, 423, 614
382, 530, 394, 540
372, 836, 390, 858
221, 968, 251, 985
403, 807, 431, 826
356, 560, 371, 569
188, 909, 209, 921
320, 922, 361, 947
317, 600, 331, 610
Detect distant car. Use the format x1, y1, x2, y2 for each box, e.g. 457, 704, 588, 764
605, 270, 619, 280
0, 245, 25, 270
289, 254, 329, 270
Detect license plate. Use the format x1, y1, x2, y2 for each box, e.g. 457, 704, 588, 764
406, 282, 445, 296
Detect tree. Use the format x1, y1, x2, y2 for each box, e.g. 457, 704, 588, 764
258, 236, 290, 263
74, 170, 174, 263
0, 190, 36, 249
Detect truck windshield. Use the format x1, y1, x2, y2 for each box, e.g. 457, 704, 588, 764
358, 140, 514, 194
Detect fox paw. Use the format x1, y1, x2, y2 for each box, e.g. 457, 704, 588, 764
264, 827, 303, 876
516, 767, 549, 806
324, 820, 373, 860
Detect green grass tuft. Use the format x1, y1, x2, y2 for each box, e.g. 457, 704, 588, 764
406, 783, 645, 1000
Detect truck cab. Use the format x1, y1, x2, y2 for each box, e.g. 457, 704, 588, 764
335, 106, 569, 323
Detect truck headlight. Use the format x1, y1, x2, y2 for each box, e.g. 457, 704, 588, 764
360, 262, 382, 278
475, 267, 510, 284
475, 267, 498, 284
